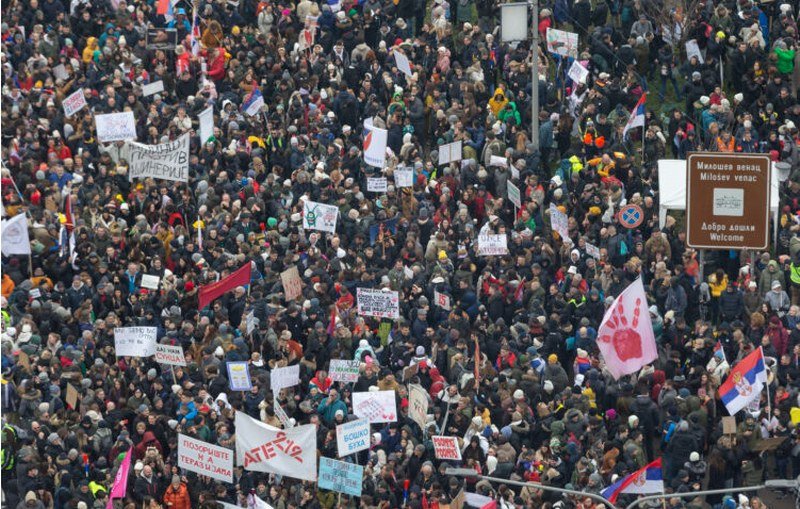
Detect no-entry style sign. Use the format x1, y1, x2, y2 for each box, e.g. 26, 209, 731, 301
618, 204, 644, 229
686, 153, 771, 250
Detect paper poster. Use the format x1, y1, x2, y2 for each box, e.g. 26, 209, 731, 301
198, 106, 214, 144
585, 242, 601, 259
477, 234, 509, 256
367, 177, 388, 193
685, 39, 704, 64
281, 266, 303, 301
408, 384, 429, 430
363, 121, 388, 168
434, 290, 451, 310
140, 274, 160, 289
549, 203, 569, 240
546, 27, 579, 58
303, 200, 339, 233
178, 434, 234, 482
438, 141, 463, 165
154, 344, 186, 366
432, 435, 462, 460
394, 50, 413, 78
66, 383, 79, 409
227, 361, 253, 391
113, 327, 157, 357
235, 411, 317, 481
271, 364, 300, 392
95, 111, 137, 143
127, 134, 190, 182
394, 167, 414, 188
507, 181, 521, 208
274, 396, 293, 428
329, 359, 361, 383
318, 457, 363, 497
62, 89, 87, 117
356, 288, 400, 319
142, 80, 165, 97
489, 155, 508, 168
352, 390, 397, 423
336, 418, 370, 457
567, 60, 589, 84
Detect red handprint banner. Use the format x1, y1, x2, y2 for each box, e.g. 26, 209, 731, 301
597, 277, 658, 379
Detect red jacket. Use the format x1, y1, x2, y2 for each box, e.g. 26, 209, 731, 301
163, 483, 191, 509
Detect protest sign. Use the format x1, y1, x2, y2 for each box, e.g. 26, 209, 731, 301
356, 288, 400, 319
546, 27, 579, 58
235, 411, 317, 481
549, 203, 570, 240
29, 288, 41, 299
567, 60, 589, 84
114, 327, 157, 357
140, 274, 160, 289
367, 177, 388, 193
246, 312, 256, 335
178, 434, 233, 482
507, 181, 521, 209
127, 134, 190, 182
585, 242, 601, 260
438, 141, 463, 165
154, 344, 186, 366
142, 80, 165, 97
95, 111, 137, 143
52, 64, 68, 80
432, 436, 462, 460
280, 266, 303, 301
303, 200, 339, 233
352, 390, 397, 423
489, 155, 508, 168
451, 489, 466, 509
62, 89, 87, 117
394, 167, 414, 188
434, 290, 451, 310
146, 28, 178, 49
685, 39, 704, 63
363, 121, 388, 168
318, 457, 363, 497
402, 362, 418, 382
329, 359, 361, 383
66, 383, 79, 409
408, 384, 429, 430
393, 50, 413, 78
336, 418, 370, 457
271, 364, 300, 392
1, 213, 31, 256
477, 234, 509, 256
274, 397, 293, 428
227, 361, 252, 391
198, 106, 214, 144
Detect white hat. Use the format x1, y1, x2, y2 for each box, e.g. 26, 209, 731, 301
690, 451, 700, 462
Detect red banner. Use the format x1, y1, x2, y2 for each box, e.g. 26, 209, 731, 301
198, 263, 252, 309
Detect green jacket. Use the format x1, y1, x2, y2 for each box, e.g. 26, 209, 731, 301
498, 101, 522, 126
775, 47, 796, 74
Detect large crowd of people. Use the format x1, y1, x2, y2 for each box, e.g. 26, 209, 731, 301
2, 0, 800, 507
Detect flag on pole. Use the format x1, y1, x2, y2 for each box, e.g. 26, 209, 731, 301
514, 279, 526, 304
241, 88, 265, 116
190, 1, 201, 56
712, 341, 726, 363
707, 340, 730, 373
198, 263, 252, 309
718, 347, 768, 415
596, 277, 658, 379
601, 458, 664, 503
106, 448, 133, 509
622, 93, 646, 139
327, 305, 337, 335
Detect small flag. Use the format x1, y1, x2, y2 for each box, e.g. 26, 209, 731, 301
601, 458, 664, 503
241, 88, 265, 116
190, 1, 201, 56
622, 93, 646, 139
718, 347, 767, 415
327, 305, 337, 335
106, 448, 133, 509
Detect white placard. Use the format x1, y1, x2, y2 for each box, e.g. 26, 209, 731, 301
438, 141, 463, 165
127, 134, 190, 182
227, 361, 252, 391
271, 364, 300, 392
53, 64, 68, 80
352, 390, 397, 423
114, 327, 157, 357
489, 155, 509, 168
198, 106, 214, 144
303, 200, 339, 233
394, 167, 414, 188
477, 234, 509, 256
336, 418, 370, 457
274, 396, 293, 428
235, 411, 317, 481
63, 89, 87, 118
356, 288, 400, 319
1, 213, 31, 256
585, 242, 601, 259
549, 203, 570, 240
567, 60, 589, 84
154, 344, 186, 366
363, 122, 388, 168
281, 266, 303, 301
685, 39, 704, 64
178, 434, 233, 482
142, 80, 165, 97
408, 384, 429, 430
432, 435, 462, 460
367, 177, 388, 193
140, 274, 160, 289
394, 50, 413, 77
329, 359, 361, 383
95, 111, 137, 143
507, 181, 521, 208
546, 27, 579, 58
434, 290, 451, 310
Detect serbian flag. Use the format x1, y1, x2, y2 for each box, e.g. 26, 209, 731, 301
106, 447, 133, 509
596, 277, 658, 380
602, 458, 663, 503
622, 93, 646, 139
712, 341, 726, 362
718, 347, 767, 415
190, 1, 201, 56
514, 279, 526, 303
198, 263, 252, 309
327, 305, 337, 335
241, 88, 265, 117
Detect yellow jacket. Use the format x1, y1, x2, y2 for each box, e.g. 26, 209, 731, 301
708, 274, 728, 297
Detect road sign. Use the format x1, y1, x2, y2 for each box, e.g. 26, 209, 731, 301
618, 204, 644, 229
686, 153, 771, 250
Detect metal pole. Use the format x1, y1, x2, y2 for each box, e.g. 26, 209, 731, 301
530, 0, 540, 151
445, 470, 617, 509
